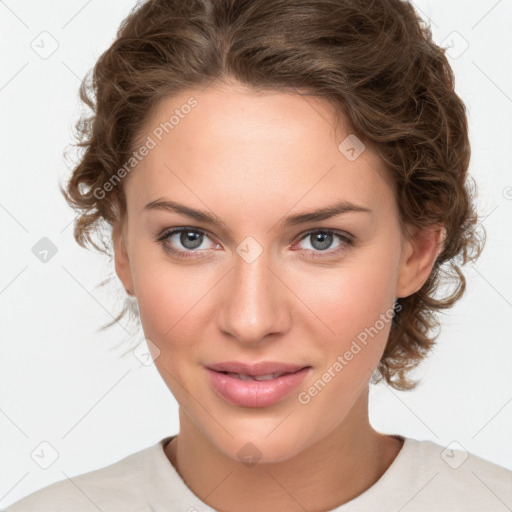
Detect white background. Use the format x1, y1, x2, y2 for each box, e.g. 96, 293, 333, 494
1, 0, 511, 508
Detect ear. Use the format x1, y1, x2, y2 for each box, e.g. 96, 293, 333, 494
112, 221, 134, 295
395, 223, 445, 299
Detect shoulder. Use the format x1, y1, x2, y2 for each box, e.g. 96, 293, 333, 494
3, 442, 159, 512
400, 437, 512, 511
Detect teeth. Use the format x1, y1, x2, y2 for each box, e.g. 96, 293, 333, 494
226, 372, 286, 381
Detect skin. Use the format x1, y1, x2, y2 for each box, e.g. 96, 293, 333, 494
112, 80, 444, 511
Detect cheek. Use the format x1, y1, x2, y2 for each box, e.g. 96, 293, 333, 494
288, 252, 399, 410
132, 253, 223, 373
134, 264, 214, 402
131, 241, 215, 334
294, 262, 398, 426
290, 252, 398, 347
136, 274, 204, 333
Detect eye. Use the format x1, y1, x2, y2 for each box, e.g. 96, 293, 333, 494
293, 229, 354, 259
157, 227, 355, 261
157, 227, 219, 259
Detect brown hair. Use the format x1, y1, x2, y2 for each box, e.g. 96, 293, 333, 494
60, 0, 485, 390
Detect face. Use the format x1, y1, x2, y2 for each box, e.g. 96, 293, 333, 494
113, 82, 438, 464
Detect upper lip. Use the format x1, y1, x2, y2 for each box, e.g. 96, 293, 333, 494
206, 361, 310, 376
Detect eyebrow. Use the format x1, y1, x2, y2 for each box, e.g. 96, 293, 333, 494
143, 198, 372, 230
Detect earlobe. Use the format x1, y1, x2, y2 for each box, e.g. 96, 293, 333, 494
395, 224, 445, 299
112, 221, 134, 295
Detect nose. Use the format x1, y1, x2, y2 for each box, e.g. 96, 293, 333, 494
216, 249, 292, 345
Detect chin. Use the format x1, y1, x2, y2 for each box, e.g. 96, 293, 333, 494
210, 425, 317, 466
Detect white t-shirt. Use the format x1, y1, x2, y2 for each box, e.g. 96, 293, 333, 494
4, 434, 512, 511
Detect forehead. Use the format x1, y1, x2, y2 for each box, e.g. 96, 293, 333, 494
127, 84, 394, 213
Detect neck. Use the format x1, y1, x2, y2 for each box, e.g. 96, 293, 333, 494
165, 388, 403, 512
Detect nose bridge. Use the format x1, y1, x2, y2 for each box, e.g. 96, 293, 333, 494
217, 244, 290, 343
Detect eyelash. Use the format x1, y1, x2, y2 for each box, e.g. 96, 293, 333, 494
156, 227, 355, 261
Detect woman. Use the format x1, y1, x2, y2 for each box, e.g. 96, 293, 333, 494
6, 0, 511, 510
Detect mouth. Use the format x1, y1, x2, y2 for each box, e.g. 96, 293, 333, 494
206, 360, 310, 376
205, 364, 312, 408
215, 370, 300, 381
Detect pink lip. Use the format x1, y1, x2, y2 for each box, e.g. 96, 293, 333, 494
206, 365, 311, 408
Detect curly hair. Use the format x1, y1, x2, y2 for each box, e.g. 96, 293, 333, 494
60, 0, 485, 390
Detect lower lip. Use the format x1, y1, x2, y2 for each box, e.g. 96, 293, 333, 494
206, 367, 311, 408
